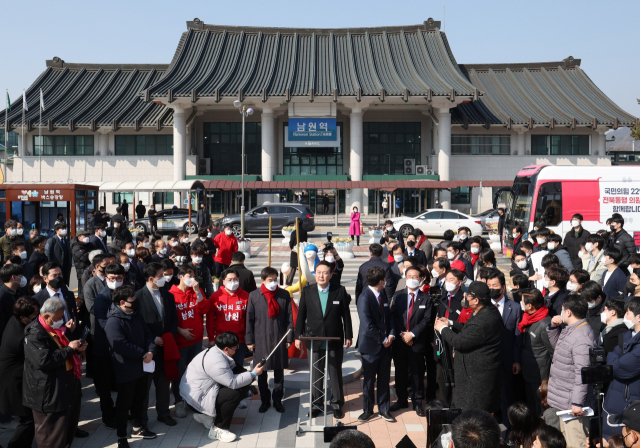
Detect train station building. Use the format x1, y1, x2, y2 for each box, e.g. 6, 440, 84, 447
1, 18, 637, 217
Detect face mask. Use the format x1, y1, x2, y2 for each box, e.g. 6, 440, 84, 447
100, 230, 107, 237
624, 317, 636, 329
142, 241, 150, 248
107, 280, 123, 290
470, 247, 479, 255
459, 234, 468, 240
406, 278, 421, 289
154, 276, 167, 288
547, 242, 556, 250
585, 243, 593, 252
49, 277, 64, 290
225, 230, 233, 236
33, 284, 42, 294
182, 238, 189, 244
407, 241, 416, 248
170, 241, 179, 247
353, 209, 358, 213
542, 279, 550, 289
184, 277, 195, 287
265, 281, 278, 291
226, 281, 239, 291
566, 281, 578, 292
431, 268, 440, 278
114, 223, 120, 229
489, 288, 502, 299
192, 257, 203, 264
578, 251, 585, 257
50, 319, 64, 330
444, 281, 457, 292
536, 237, 546, 245
18, 251, 27, 260
207, 233, 212, 238
163, 275, 173, 283
16, 228, 23, 236
305, 251, 316, 259
517, 260, 527, 269
386, 227, 393, 232
447, 252, 455, 260
629, 266, 635, 275
625, 281, 638, 295
79, 237, 89, 244
571, 220, 580, 227
604, 258, 612, 266
394, 255, 404, 263
512, 233, 519, 239
610, 225, 616, 232
122, 249, 133, 258
122, 263, 130, 272
159, 248, 167, 255
199, 237, 207, 242
601, 312, 610, 324
124, 300, 140, 312
587, 301, 597, 309
325, 255, 335, 263
561, 311, 566, 324
17, 276, 27, 288
520, 301, 526, 312
8, 229, 17, 237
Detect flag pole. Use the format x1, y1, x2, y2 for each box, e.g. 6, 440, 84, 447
39, 90, 42, 182
3, 90, 7, 183
21, 89, 24, 182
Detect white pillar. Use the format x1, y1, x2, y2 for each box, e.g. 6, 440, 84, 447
436, 107, 451, 208
259, 108, 276, 204
173, 107, 187, 181
517, 131, 526, 156
350, 108, 363, 211
596, 132, 606, 156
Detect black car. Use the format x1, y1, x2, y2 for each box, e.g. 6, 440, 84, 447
214, 204, 315, 236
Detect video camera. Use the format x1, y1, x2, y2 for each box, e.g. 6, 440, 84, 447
324, 232, 334, 252
581, 346, 613, 385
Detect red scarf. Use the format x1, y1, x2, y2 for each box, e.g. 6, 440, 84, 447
38, 315, 83, 379
387, 254, 394, 263
417, 235, 427, 249
470, 253, 480, 266
261, 284, 280, 319
518, 305, 549, 333
420, 284, 430, 294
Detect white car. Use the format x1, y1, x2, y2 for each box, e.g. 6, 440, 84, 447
391, 209, 484, 238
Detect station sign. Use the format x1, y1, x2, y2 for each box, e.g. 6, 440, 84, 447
288, 118, 337, 141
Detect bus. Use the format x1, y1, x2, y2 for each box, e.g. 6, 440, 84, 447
502, 164, 640, 257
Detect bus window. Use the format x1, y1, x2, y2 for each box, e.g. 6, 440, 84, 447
505, 182, 533, 230
534, 182, 562, 227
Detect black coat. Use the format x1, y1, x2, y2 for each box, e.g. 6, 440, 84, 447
611, 229, 636, 257
385, 261, 402, 302
245, 287, 293, 370
72, 241, 95, 278
23, 318, 77, 413
34, 287, 81, 340
0, 285, 17, 345
601, 321, 629, 355
230, 263, 257, 294
148, 209, 158, 226
390, 289, 432, 353
197, 209, 210, 228
0, 316, 31, 416
440, 305, 503, 413
295, 284, 353, 350
545, 289, 570, 318
45, 236, 71, 284
289, 228, 308, 269
564, 227, 591, 270
28, 250, 48, 277
355, 256, 389, 304
136, 286, 178, 362
136, 204, 146, 219
405, 247, 428, 267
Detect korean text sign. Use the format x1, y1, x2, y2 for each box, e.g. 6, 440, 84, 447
288, 118, 337, 141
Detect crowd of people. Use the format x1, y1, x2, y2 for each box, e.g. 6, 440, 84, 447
1, 205, 640, 448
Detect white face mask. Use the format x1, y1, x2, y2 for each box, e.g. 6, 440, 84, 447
81, 237, 90, 243
578, 251, 585, 257
59, 229, 67, 237
200, 237, 207, 242
184, 277, 195, 287
33, 284, 41, 294
155, 276, 167, 288
547, 242, 556, 250
16, 228, 23, 236
226, 281, 239, 291
107, 280, 123, 290
516, 260, 527, 269
542, 279, 550, 289
444, 281, 457, 292
50, 319, 64, 330
159, 248, 167, 255
566, 281, 578, 292
571, 220, 580, 227
325, 255, 335, 263
122, 263, 130, 272
163, 275, 173, 283
100, 230, 107, 237
170, 241, 179, 247
459, 234, 468, 240
192, 257, 202, 264
431, 268, 440, 278
19, 251, 27, 260
587, 300, 597, 309
446, 252, 455, 260
520, 301, 526, 312
207, 233, 212, 238
114, 223, 120, 229
470, 247, 479, 255
406, 278, 421, 290
585, 243, 593, 252
601, 311, 610, 325
126, 249, 135, 257
225, 230, 233, 236
305, 251, 316, 259
143, 241, 150, 248
18, 276, 27, 288
630, 265, 635, 275
624, 316, 636, 329
265, 281, 278, 291
536, 237, 546, 245
386, 227, 393, 232
394, 255, 404, 263
182, 237, 189, 244
8, 229, 17, 237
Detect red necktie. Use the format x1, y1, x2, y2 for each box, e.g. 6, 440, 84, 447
379, 295, 384, 312
445, 292, 452, 319
407, 293, 415, 331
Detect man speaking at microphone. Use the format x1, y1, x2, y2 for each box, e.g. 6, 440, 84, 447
295, 261, 353, 419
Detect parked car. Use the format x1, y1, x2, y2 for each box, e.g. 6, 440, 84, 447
128, 208, 198, 234
213, 203, 315, 236
391, 209, 484, 238
471, 209, 500, 232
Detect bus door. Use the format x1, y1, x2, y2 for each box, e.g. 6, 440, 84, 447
533, 182, 564, 235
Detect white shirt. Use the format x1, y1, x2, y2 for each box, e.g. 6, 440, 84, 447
492, 296, 505, 316
603, 270, 613, 286
47, 286, 70, 321
317, 284, 330, 293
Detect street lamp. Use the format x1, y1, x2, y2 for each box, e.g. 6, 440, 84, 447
234, 100, 254, 238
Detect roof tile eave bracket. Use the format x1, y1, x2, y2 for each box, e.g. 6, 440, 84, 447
416, 31, 452, 94
381, 31, 408, 95
346, 32, 361, 96
364, 31, 384, 93
193, 30, 229, 98
399, 30, 432, 94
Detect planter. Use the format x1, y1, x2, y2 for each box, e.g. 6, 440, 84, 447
238, 240, 252, 259
282, 229, 292, 245
369, 229, 383, 244
336, 240, 355, 259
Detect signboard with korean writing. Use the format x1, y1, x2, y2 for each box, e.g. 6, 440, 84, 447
7, 188, 73, 202
288, 118, 337, 141
600, 184, 640, 221
285, 125, 340, 148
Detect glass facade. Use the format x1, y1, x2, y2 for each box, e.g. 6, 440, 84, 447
363, 122, 421, 175
451, 134, 511, 155
0, 131, 18, 150
452, 187, 471, 204
203, 122, 262, 175
115, 135, 173, 156
283, 123, 343, 176
530, 135, 590, 155
34, 135, 94, 156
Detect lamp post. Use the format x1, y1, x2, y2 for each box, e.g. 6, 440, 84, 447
233, 99, 254, 238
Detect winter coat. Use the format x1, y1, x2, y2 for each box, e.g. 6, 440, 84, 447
71, 240, 95, 277
349, 212, 361, 236
545, 289, 570, 318
197, 209, 210, 228
169, 284, 209, 348
180, 345, 254, 418
105, 304, 156, 384
520, 316, 553, 386
603, 330, 640, 438
0, 316, 31, 417
600, 319, 628, 355
546, 319, 596, 411
0, 285, 17, 346
564, 227, 591, 270
550, 244, 575, 272
22, 318, 78, 413
245, 287, 293, 370
583, 250, 607, 285
610, 229, 636, 259
603, 267, 628, 301
213, 232, 238, 266
208, 287, 249, 343
188, 262, 214, 298
229, 263, 257, 293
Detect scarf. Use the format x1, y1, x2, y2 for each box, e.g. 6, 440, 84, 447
38, 315, 83, 379
261, 284, 280, 319
387, 254, 394, 263
417, 235, 427, 250
518, 305, 549, 333
470, 252, 479, 266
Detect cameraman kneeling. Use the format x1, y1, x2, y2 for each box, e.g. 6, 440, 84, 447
180, 331, 262, 443
603, 297, 640, 439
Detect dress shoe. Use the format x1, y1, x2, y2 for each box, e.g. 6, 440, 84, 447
274, 402, 285, 413
379, 412, 396, 422
102, 417, 117, 430
259, 402, 271, 413
157, 416, 177, 426
333, 408, 344, 419
75, 428, 89, 438
358, 412, 374, 422
389, 401, 409, 412
414, 405, 426, 417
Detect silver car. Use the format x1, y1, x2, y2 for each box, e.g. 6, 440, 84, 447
128, 208, 198, 234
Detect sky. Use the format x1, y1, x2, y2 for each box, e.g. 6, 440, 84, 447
2, 0, 638, 119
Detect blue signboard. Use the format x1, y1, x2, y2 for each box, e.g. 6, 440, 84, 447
288, 118, 337, 141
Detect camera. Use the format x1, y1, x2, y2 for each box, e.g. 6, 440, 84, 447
589, 346, 607, 365
581, 347, 614, 385
324, 242, 334, 252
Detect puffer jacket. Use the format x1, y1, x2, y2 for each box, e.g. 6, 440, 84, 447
550, 244, 575, 272
546, 318, 596, 411
603, 330, 640, 438
611, 229, 636, 256
180, 345, 254, 418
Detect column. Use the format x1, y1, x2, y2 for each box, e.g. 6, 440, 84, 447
436, 107, 451, 208
350, 108, 363, 211
595, 132, 606, 156
517, 131, 526, 156
173, 106, 187, 182
260, 108, 277, 204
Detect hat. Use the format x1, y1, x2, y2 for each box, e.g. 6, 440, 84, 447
608, 400, 640, 432
77, 230, 90, 236
450, 260, 466, 273
467, 281, 490, 299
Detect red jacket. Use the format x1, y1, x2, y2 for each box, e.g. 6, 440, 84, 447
207, 287, 249, 343
213, 232, 239, 265
169, 284, 210, 348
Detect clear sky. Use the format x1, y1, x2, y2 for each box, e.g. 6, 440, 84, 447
2, 0, 638, 119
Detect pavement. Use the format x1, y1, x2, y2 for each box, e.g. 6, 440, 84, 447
0, 227, 513, 448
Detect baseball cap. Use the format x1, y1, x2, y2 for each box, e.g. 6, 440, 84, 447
467, 281, 490, 299
608, 400, 640, 432
450, 260, 466, 273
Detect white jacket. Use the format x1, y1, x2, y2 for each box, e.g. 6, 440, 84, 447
180, 346, 254, 418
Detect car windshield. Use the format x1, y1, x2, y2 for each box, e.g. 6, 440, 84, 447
402, 210, 426, 218
505, 180, 533, 229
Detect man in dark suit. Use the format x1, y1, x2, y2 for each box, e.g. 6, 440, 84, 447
90, 225, 109, 253
295, 261, 353, 419
136, 262, 179, 428
380, 220, 405, 253
34, 261, 81, 341
229, 251, 257, 293
45, 223, 72, 285
486, 270, 523, 426
28, 235, 48, 276
384, 244, 404, 299
405, 234, 428, 267
148, 204, 159, 233
355, 244, 388, 305
121, 241, 144, 290
447, 242, 474, 281
390, 266, 432, 416
0, 264, 26, 344
356, 266, 396, 423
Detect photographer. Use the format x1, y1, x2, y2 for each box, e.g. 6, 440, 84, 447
602, 297, 640, 438
320, 243, 344, 288
379, 220, 405, 253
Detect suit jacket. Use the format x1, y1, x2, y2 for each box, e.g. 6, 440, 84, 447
384, 261, 402, 302
355, 256, 389, 304
89, 235, 109, 253
83, 275, 107, 334
135, 286, 179, 359
28, 251, 48, 277
0, 285, 17, 345
33, 286, 81, 340
405, 248, 428, 267
436, 288, 464, 321
520, 316, 554, 384
356, 287, 392, 356
127, 259, 145, 290
295, 284, 353, 350
230, 263, 257, 294
603, 267, 627, 300
496, 296, 523, 370
45, 236, 71, 280
390, 289, 432, 353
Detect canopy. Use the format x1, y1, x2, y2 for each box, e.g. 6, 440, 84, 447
85, 180, 205, 192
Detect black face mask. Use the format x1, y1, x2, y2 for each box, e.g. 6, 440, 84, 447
125, 300, 140, 311
626, 281, 638, 295
611, 225, 617, 232
143, 256, 152, 264
489, 288, 502, 299
407, 241, 416, 248
49, 277, 64, 290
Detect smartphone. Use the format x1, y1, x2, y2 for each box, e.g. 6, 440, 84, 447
79, 326, 90, 345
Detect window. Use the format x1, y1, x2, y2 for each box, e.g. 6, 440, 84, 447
451, 187, 471, 204
451, 134, 510, 155
422, 212, 442, 219
269, 206, 287, 214
442, 211, 462, 219
534, 182, 562, 227
203, 122, 261, 175
284, 124, 343, 176
363, 122, 421, 175
153, 192, 174, 205
113, 192, 133, 204
115, 135, 173, 156
531, 135, 548, 155
530, 135, 590, 156
0, 131, 18, 150
33, 135, 94, 156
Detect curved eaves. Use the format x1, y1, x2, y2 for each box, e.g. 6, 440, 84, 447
508, 69, 572, 125
468, 70, 527, 125
333, 34, 357, 95
351, 34, 380, 95
367, 33, 402, 95
269, 34, 295, 95
181, 31, 227, 96
221, 33, 262, 95
199, 32, 245, 95
244, 33, 279, 95
291, 34, 311, 95
97, 70, 158, 126
56, 70, 122, 126
386, 32, 428, 94
525, 68, 590, 124
315, 34, 333, 95
488, 70, 550, 125
148, 29, 195, 96
404, 32, 451, 95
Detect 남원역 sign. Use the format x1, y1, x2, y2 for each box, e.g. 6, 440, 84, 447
288, 118, 337, 141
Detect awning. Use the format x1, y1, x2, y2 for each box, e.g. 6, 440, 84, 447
86, 180, 205, 192
200, 179, 513, 191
